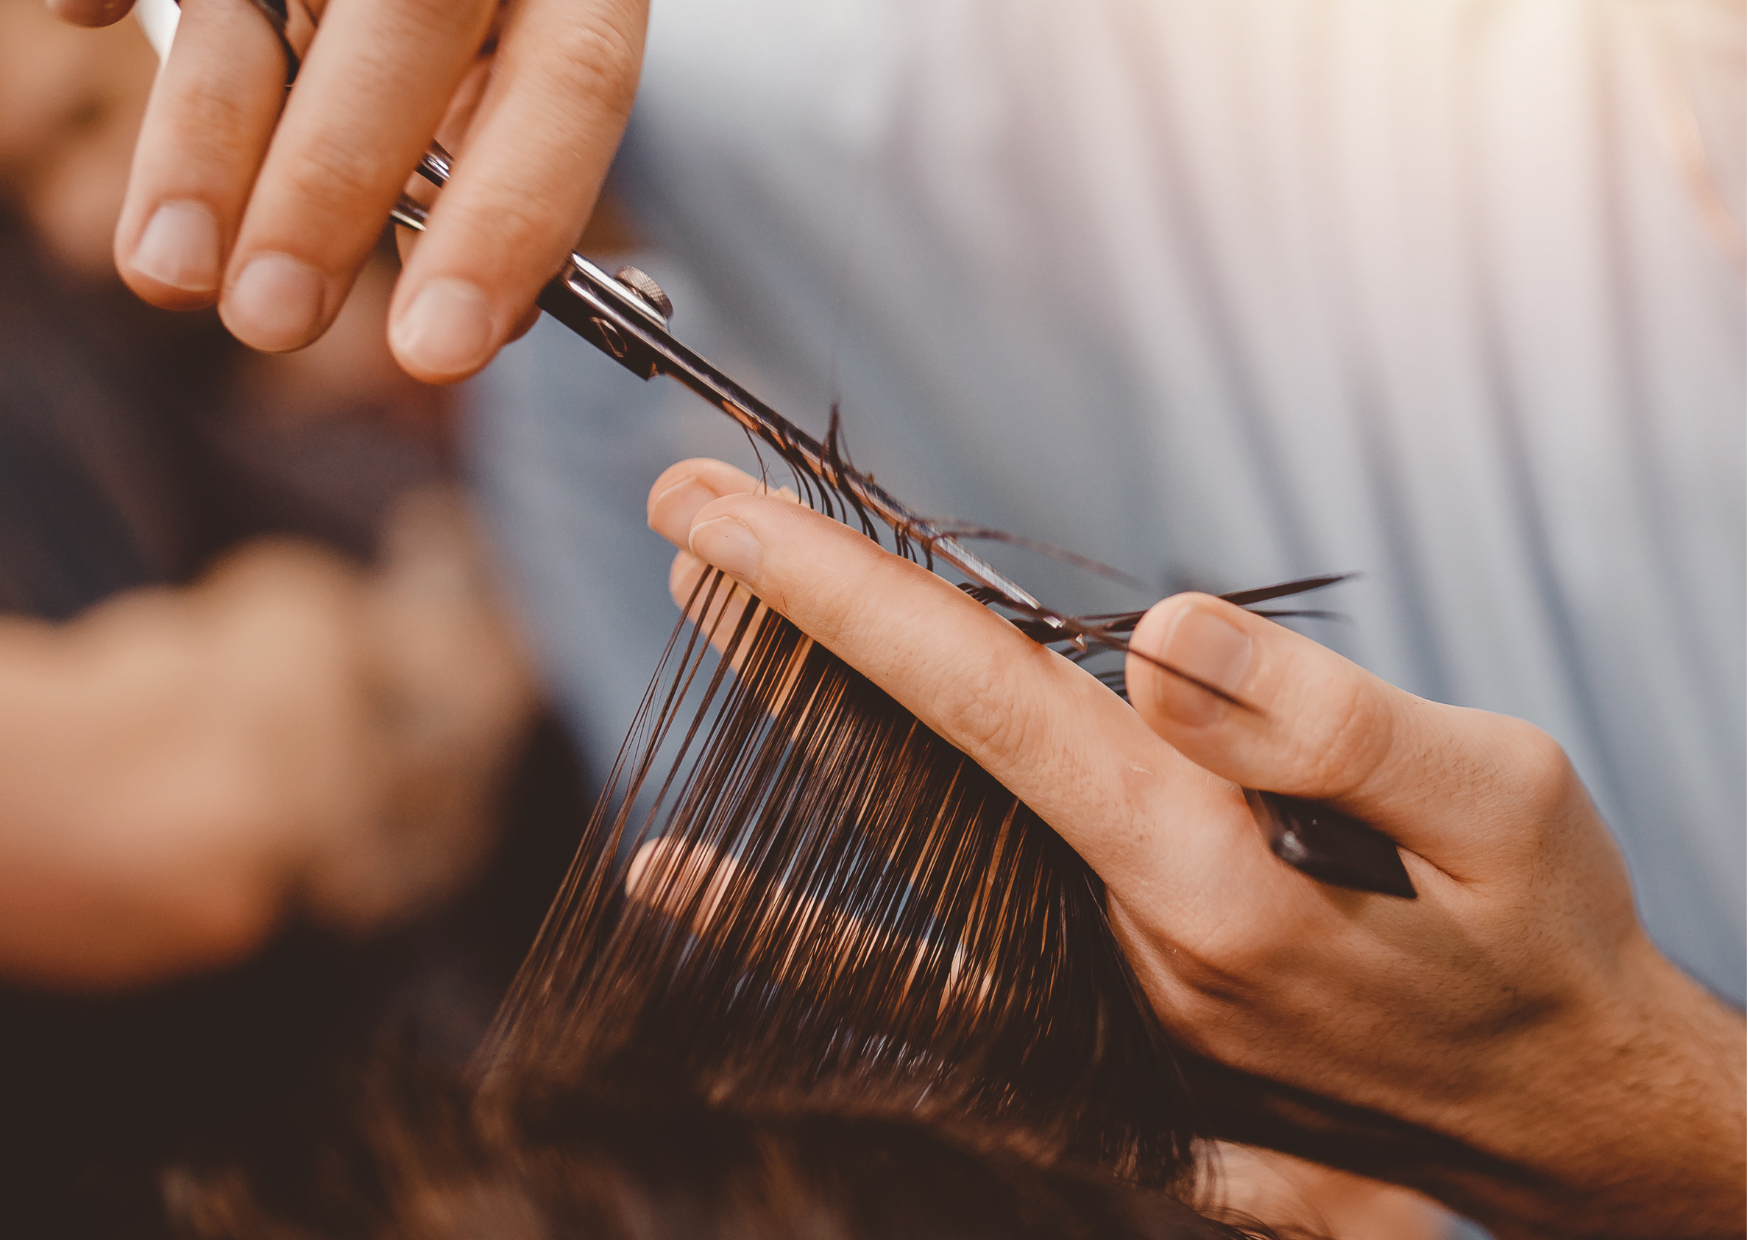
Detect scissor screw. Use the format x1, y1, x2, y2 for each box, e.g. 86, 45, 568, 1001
615, 266, 674, 319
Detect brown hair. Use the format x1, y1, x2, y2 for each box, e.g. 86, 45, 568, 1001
165, 408, 1318, 1239
164, 581, 1287, 1239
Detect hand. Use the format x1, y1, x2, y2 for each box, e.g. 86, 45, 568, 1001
52, 0, 646, 381
0, 0, 156, 275
0, 492, 535, 989
646, 459, 1745, 1240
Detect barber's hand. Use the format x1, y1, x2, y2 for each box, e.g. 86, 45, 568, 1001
53, 0, 645, 381
647, 459, 1744, 1240
0, 492, 535, 989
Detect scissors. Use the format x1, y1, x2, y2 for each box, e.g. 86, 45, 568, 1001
135, 0, 1039, 613
387, 147, 1054, 616
136, 0, 1417, 901
397, 161, 1418, 903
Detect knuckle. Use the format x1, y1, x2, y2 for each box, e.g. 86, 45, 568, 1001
387, 0, 488, 41
414, 165, 564, 286
151, 77, 265, 177
511, 7, 643, 127
1282, 674, 1393, 796
1497, 719, 1577, 814
271, 140, 387, 235
1155, 914, 1301, 1014
449, 191, 551, 263
932, 651, 1043, 767
764, 571, 851, 651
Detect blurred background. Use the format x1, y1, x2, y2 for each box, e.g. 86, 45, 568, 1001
0, 2, 1739, 1238
0, 5, 586, 1231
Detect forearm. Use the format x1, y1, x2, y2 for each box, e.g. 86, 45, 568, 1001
0, 526, 535, 988
0, 613, 290, 987
0, 546, 378, 988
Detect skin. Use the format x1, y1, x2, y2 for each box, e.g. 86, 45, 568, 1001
647, 458, 1745, 1240
30, 5, 1743, 1226
50, 0, 647, 382
0, 0, 156, 275
0, 3, 528, 986
0, 495, 536, 990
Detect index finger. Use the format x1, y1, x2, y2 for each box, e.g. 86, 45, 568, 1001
650, 479, 1278, 915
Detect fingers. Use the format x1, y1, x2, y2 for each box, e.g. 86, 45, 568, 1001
649, 457, 768, 530
649, 458, 801, 574
115, 0, 644, 373
652, 458, 1581, 893
1126, 594, 1579, 876
388, 0, 647, 380
219, 0, 497, 354
650, 457, 784, 633
654, 462, 808, 689
643, 462, 1264, 904
115, 0, 286, 309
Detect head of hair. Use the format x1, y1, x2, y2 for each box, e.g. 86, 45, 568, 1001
163, 564, 1293, 1237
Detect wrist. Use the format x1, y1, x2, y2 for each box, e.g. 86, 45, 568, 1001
1182, 937, 1743, 1240
1415, 938, 1743, 1239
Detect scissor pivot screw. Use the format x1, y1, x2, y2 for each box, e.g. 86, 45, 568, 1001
615, 266, 673, 319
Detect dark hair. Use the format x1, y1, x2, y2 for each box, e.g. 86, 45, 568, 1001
170, 1072, 1274, 1240
161, 574, 1289, 1239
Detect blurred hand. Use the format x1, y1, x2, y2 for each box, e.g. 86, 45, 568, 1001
54, 0, 646, 381
0, 0, 156, 275
0, 490, 535, 989
646, 458, 1744, 1240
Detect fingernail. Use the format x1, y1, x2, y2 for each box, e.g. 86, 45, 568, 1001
648, 477, 721, 546
130, 201, 221, 292
390, 278, 495, 377
689, 516, 763, 582
226, 253, 325, 351
1156, 604, 1253, 724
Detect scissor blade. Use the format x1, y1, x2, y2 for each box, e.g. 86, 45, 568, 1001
395, 163, 1042, 613
543, 258, 1044, 613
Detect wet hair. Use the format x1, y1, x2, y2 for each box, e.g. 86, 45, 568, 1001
162, 579, 1299, 1239
162, 416, 1321, 1239
169, 1083, 1268, 1240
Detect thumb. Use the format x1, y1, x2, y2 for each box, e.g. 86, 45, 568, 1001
1125, 593, 1568, 878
